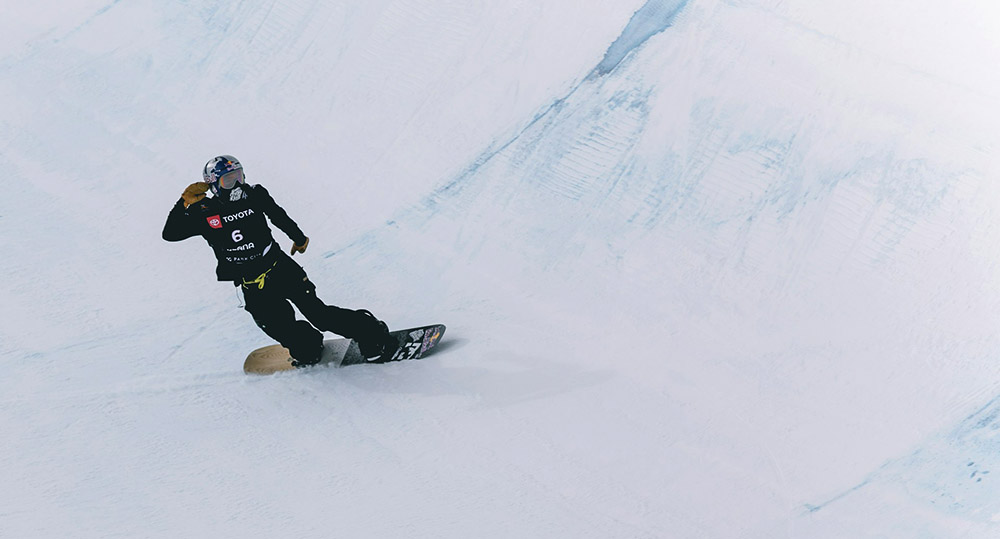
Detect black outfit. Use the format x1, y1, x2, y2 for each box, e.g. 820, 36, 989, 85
163, 184, 386, 363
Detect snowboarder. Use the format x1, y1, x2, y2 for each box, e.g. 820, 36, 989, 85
162, 155, 394, 366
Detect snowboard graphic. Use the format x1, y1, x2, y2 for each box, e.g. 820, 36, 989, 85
244, 324, 446, 375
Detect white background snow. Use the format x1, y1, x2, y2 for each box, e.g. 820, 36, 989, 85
2, 0, 1000, 537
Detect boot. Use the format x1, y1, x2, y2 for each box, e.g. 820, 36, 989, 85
356, 310, 393, 358
291, 341, 324, 368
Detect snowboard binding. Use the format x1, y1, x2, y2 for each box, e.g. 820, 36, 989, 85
356, 310, 397, 360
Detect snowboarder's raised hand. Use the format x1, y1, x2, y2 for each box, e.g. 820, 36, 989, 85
182, 182, 210, 208
290, 237, 309, 256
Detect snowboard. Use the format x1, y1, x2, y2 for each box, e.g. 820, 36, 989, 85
243, 324, 446, 375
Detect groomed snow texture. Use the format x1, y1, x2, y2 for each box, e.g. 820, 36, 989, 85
2, 1, 1000, 537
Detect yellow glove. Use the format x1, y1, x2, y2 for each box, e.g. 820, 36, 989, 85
182, 182, 210, 208
290, 237, 309, 256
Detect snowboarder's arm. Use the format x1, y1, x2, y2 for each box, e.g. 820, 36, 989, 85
162, 198, 201, 242
254, 185, 308, 246
162, 183, 211, 241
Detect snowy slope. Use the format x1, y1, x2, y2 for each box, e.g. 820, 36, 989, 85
2, 0, 1000, 537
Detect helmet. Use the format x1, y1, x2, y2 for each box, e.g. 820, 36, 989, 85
203, 155, 245, 199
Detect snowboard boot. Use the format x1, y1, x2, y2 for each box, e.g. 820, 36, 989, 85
290, 341, 324, 368
356, 310, 395, 359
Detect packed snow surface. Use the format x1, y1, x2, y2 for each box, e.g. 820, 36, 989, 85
2, 0, 1000, 537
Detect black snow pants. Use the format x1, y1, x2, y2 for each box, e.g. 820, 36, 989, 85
240, 252, 382, 363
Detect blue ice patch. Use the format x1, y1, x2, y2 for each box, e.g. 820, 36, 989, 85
593, 0, 690, 77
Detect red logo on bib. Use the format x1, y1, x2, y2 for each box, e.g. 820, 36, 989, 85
207, 215, 222, 229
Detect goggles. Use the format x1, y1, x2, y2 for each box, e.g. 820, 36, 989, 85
218, 169, 244, 189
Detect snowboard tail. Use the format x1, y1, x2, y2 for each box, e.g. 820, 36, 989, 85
244, 324, 446, 375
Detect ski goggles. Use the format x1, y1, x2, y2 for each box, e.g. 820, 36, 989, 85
218, 168, 244, 189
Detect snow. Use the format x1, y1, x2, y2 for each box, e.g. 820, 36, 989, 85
2, 0, 999, 537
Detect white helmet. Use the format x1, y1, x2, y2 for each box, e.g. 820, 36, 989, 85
203, 155, 245, 199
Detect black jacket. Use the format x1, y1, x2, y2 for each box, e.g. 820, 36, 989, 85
162, 184, 307, 281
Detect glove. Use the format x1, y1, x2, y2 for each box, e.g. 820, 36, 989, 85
182, 182, 210, 208
290, 237, 309, 256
